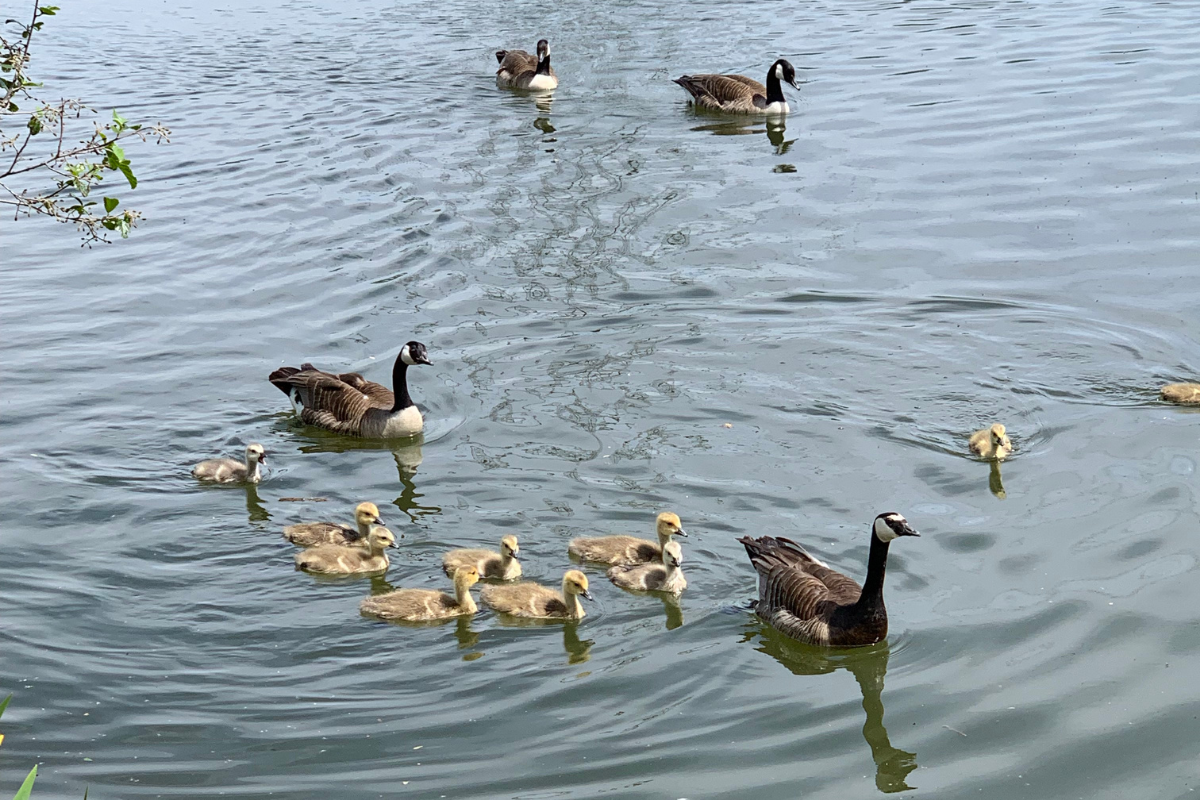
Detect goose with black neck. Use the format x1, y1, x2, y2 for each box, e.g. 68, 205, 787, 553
673, 58, 800, 115
740, 512, 919, 647
268, 341, 433, 439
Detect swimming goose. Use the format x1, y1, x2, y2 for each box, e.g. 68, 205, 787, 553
294, 525, 397, 575
192, 443, 266, 484
673, 59, 799, 115
442, 535, 521, 581
968, 423, 1013, 460
568, 512, 688, 566
608, 540, 687, 596
268, 341, 432, 438
480, 569, 592, 620
283, 501, 384, 548
1161, 383, 1200, 404
740, 513, 919, 647
360, 566, 480, 621
495, 39, 558, 90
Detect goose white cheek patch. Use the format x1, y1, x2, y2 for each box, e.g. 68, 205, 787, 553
874, 517, 901, 542
775, 63, 783, 80
400, 345, 415, 365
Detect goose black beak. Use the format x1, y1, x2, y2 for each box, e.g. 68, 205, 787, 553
581, 590, 594, 601
900, 525, 920, 537
675, 528, 689, 538
416, 355, 433, 366
509, 553, 520, 561
789, 78, 800, 90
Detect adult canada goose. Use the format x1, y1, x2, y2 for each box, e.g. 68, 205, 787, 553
294, 525, 397, 575
673, 58, 800, 115
608, 540, 687, 596
968, 423, 1013, 461
360, 566, 481, 621
268, 342, 432, 438
283, 501, 384, 548
568, 512, 688, 566
740, 512, 919, 647
495, 38, 557, 90
191, 443, 266, 484
442, 535, 521, 581
480, 569, 592, 620
1161, 383, 1200, 404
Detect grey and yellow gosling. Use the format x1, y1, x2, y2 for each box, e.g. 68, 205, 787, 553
480, 569, 592, 620
1161, 383, 1200, 404
284, 501, 384, 548
360, 566, 480, 621
294, 525, 397, 575
608, 540, 687, 596
969, 423, 1013, 460
442, 535, 521, 580
568, 512, 687, 566
192, 443, 266, 484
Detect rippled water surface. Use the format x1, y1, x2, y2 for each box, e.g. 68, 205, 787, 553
3, 0, 1200, 797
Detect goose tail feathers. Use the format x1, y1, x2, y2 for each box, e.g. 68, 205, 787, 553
269, 366, 301, 395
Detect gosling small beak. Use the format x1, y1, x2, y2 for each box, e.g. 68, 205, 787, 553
509, 553, 520, 561
259, 452, 267, 463
374, 518, 385, 526
388, 541, 399, 549
675, 528, 689, 538
581, 590, 594, 601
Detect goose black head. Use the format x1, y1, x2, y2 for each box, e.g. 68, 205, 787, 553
536, 39, 550, 61
873, 512, 919, 543
773, 59, 800, 90
399, 341, 433, 367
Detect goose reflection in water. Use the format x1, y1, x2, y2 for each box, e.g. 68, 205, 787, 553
988, 460, 1007, 499
288, 431, 440, 523
243, 483, 270, 523
744, 626, 918, 793
689, 116, 796, 156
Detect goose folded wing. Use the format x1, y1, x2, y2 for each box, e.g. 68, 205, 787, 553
333, 372, 393, 407
286, 372, 375, 424
763, 563, 838, 622
725, 74, 767, 93
683, 74, 762, 105
498, 50, 536, 75
772, 537, 863, 603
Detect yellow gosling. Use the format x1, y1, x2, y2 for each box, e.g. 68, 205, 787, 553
1161, 383, 1200, 404
192, 443, 266, 484
442, 535, 521, 580
568, 512, 687, 566
608, 540, 687, 596
480, 569, 592, 620
294, 525, 396, 575
284, 502, 383, 547
360, 566, 480, 621
969, 423, 1013, 461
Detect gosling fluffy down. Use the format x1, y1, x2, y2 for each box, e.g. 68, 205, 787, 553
294, 525, 397, 575
1161, 383, 1200, 404
480, 570, 592, 620
284, 502, 384, 547
192, 443, 266, 484
442, 535, 521, 580
969, 423, 1013, 460
608, 540, 687, 596
568, 512, 687, 566
360, 566, 480, 621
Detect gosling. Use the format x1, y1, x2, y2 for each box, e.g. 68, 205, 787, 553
480, 569, 592, 620
442, 535, 521, 581
568, 512, 687, 566
1161, 383, 1200, 404
969, 423, 1013, 460
284, 501, 384, 547
608, 540, 687, 596
294, 525, 396, 575
360, 566, 480, 621
192, 443, 266, 484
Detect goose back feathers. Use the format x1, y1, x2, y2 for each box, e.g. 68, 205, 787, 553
360, 566, 480, 621
1162, 383, 1200, 404
480, 570, 592, 620
674, 58, 799, 115
269, 342, 431, 438
568, 511, 687, 566
496, 38, 558, 90
294, 525, 397, 575
442, 535, 521, 580
740, 513, 918, 647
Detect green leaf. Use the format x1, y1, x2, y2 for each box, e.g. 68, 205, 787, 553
103, 196, 119, 213
39, 5, 59, 13
27, 115, 41, 134
7, 101, 17, 112
0, 693, 11, 719
112, 109, 127, 128
13, 765, 38, 800
118, 163, 137, 189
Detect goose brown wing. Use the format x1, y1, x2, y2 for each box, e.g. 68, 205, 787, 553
333, 372, 393, 408
497, 49, 536, 75
675, 74, 762, 105
773, 536, 863, 604
741, 535, 843, 619
279, 370, 373, 430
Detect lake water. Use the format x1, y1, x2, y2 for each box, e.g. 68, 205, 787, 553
3, 0, 1199, 797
